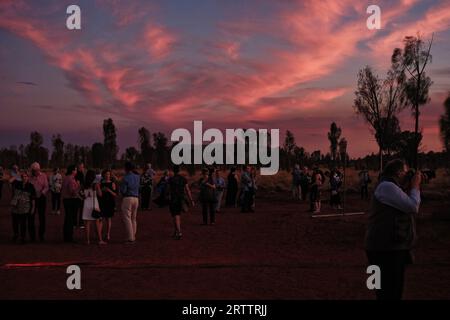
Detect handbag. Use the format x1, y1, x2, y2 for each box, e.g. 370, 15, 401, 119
91, 189, 102, 219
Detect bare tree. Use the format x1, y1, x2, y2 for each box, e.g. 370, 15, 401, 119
393, 33, 433, 169
354, 57, 407, 169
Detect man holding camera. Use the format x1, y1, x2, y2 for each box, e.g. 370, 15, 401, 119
365, 159, 422, 300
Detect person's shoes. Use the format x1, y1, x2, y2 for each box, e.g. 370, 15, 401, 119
124, 240, 135, 245
175, 232, 182, 240
98, 240, 107, 245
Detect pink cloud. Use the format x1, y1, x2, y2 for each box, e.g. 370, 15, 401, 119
143, 24, 176, 59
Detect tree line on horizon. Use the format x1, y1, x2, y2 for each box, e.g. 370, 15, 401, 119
0, 110, 448, 173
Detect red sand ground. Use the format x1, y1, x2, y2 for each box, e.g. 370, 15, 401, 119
0, 188, 449, 300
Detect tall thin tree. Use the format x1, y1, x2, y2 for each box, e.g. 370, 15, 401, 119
328, 122, 342, 166
393, 33, 433, 169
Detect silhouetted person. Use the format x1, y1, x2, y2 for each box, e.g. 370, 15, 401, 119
366, 159, 421, 300
199, 168, 216, 225
359, 166, 371, 200
99, 169, 117, 241
240, 165, 255, 213
62, 165, 80, 243
225, 167, 238, 207
140, 163, 155, 210
300, 166, 310, 201
29, 162, 49, 242
10, 170, 36, 244
167, 165, 194, 239
292, 164, 302, 200
329, 169, 342, 210
75, 162, 86, 228
82, 170, 106, 245
214, 169, 225, 213
154, 170, 170, 208
50, 168, 62, 215
120, 162, 140, 244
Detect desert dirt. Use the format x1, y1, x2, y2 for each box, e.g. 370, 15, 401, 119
0, 180, 449, 300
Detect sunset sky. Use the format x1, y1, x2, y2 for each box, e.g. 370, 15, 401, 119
1, 0, 450, 158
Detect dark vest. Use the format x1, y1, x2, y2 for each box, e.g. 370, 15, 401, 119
365, 184, 417, 251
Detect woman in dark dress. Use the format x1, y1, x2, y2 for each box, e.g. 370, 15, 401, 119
225, 167, 238, 207
199, 168, 216, 225
99, 169, 117, 241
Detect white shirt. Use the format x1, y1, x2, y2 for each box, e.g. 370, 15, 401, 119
374, 181, 421, 214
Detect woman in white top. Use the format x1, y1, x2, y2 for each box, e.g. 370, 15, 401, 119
82, 170, 106, 245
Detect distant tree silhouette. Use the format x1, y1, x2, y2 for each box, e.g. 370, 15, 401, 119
25, 131, 48, 167
0, 146, 19, 168
294, 146, 306, 167
283, 130, 296, 169
338, 137, 348, 168
50, 134, 65, 168
92, 143, 105, 169
328, 122, 342, 165
123, 147, 140, 163
440, 92, 450, 168
103, 118, 118, 167
311, 150, 321, 163
139, 127, 153, 165
393, 34, 433, 169
153, 132, 169, 169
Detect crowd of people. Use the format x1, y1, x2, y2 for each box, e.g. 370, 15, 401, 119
1, 161, 376, 245
2, 161, 261, 245
290, 165, 373, 214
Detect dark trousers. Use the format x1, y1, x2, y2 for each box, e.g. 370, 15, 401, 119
301, 185, 308, 203
51, 191, 61, 211
29, 195, 46, 241
225, 188, 237, 207
0, 180, 3, 200
12, 213, 28, 241
361, 185, 369, 199
74, 198, 84, 226
330, 193, 341, 206
202, 201, 216, 224
63, 198, 78, 242
367, 250, 411, 300
141, 186, 152, 209
241, 190, 254, 212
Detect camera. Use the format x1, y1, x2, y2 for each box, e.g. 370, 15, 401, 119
405, 168, 436, 184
